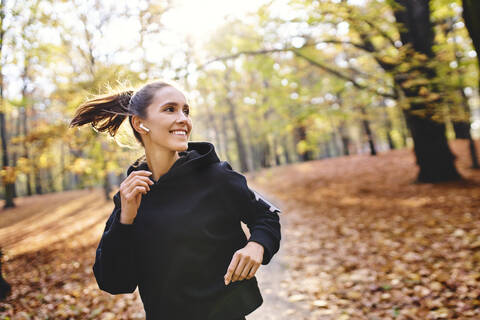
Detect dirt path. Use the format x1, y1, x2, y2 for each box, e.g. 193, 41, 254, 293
246, 190, 312, 320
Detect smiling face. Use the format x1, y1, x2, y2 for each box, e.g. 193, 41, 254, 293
133, 85, 193, 152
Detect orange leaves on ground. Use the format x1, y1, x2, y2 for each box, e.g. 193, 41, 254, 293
0, 189, 145, 319
250, 139, 480, 320
1, 139, 480, 319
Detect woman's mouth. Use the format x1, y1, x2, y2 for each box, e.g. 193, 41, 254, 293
170, 130, 187, 136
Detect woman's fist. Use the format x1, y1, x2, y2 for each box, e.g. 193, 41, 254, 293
119, 170, 153, 224
224, 241, 264, 285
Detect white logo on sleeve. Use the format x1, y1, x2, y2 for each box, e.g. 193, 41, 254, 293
250, 188, 282, 213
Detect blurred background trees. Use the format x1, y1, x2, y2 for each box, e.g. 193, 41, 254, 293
0, 0, 479, 207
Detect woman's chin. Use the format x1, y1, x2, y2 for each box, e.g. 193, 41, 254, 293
170, 139, 189, 150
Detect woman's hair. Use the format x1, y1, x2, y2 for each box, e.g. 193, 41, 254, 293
69, 80, 176, 146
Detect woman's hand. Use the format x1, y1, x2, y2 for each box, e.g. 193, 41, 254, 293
224, 241, 264, 285
119, 170, 153, 224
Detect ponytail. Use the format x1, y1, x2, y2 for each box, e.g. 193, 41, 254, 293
69, 90, 134, 137
70, 80, 176, 147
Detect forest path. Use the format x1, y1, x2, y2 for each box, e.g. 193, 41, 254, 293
245, 184, 312, 320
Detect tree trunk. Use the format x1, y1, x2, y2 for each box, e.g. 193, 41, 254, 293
224, 96, 248, 172
323, 140, 332, 158
386, 128, 395, 150
60, 141, 68, 191
244, 118, 256, 170
104, 166, 111, 201
223, 70, 249, 172
21, 56, 34, 194
22, 107, 32, 195
272, 135, 281, 165
399, 111, 410, 148
203, 98, 222, 153
282, 138, 292, 164
359, 105, 377, 156
403, 110, 460, 181
220, 114, 230, 164
12, 111, 20, 198
34, 165, 43, 195
259, 140, 270, 168
381, 104, 395, 150
392, 0, 461, 182
462, 0, 480, 93
0, 0, 15, 207
460, 0, 480, 169
99, 140, 112, 200
0, 113, 14, 207
329, 120, 341, 157
453, 121, 470, 139
335, 93, 350, 156
338, 122, 350, 156
46, 167, 55, 192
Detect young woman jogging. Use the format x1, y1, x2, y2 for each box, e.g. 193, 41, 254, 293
69, 80, 282, 320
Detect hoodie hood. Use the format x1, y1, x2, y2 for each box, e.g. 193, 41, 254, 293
126, 141, 220, 186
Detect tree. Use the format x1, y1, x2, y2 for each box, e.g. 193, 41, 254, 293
435, 12, 479, 169
0, 0, 16, 207
389, 0, 461, 182
462, 0, 480, 106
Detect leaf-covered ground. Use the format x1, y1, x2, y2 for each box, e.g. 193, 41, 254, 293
1, 139, 479, 320
252, 139, 480, 320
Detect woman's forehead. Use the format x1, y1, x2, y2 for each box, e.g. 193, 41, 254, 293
153, 86, 188, 105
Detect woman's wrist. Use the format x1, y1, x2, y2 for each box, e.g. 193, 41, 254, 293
120, 211, 134, 224
247, 240, 264, 255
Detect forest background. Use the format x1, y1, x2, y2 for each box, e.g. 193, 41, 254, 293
0, 0, 479, 204
0, 0, 480, 319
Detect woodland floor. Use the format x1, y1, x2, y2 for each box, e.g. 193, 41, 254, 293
1, 139, 480, 320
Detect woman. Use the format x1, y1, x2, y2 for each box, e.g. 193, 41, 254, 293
69, 80, 282, 320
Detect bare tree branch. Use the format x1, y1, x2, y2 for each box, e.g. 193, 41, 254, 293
192, 45, 397, 99
292, 49, 397, 98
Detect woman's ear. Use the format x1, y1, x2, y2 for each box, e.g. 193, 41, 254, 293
131, 115, 146, 134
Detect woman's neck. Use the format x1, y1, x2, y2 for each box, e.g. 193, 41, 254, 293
144, 146, 180, 182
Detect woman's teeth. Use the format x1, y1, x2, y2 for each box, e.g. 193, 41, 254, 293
170, 131, 186, 135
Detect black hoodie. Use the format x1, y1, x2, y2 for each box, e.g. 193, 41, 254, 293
92, 141, 282, 319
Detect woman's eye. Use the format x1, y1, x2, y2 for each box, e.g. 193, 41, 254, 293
165, 106, 189, 115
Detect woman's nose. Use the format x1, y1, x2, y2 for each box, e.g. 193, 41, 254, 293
176, 110, 188, 122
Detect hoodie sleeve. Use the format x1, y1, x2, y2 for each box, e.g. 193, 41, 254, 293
92, 191, 138, 294
220, 161, 282, 265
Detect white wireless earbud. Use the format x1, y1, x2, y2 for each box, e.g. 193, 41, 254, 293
139, 123, 150, 132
